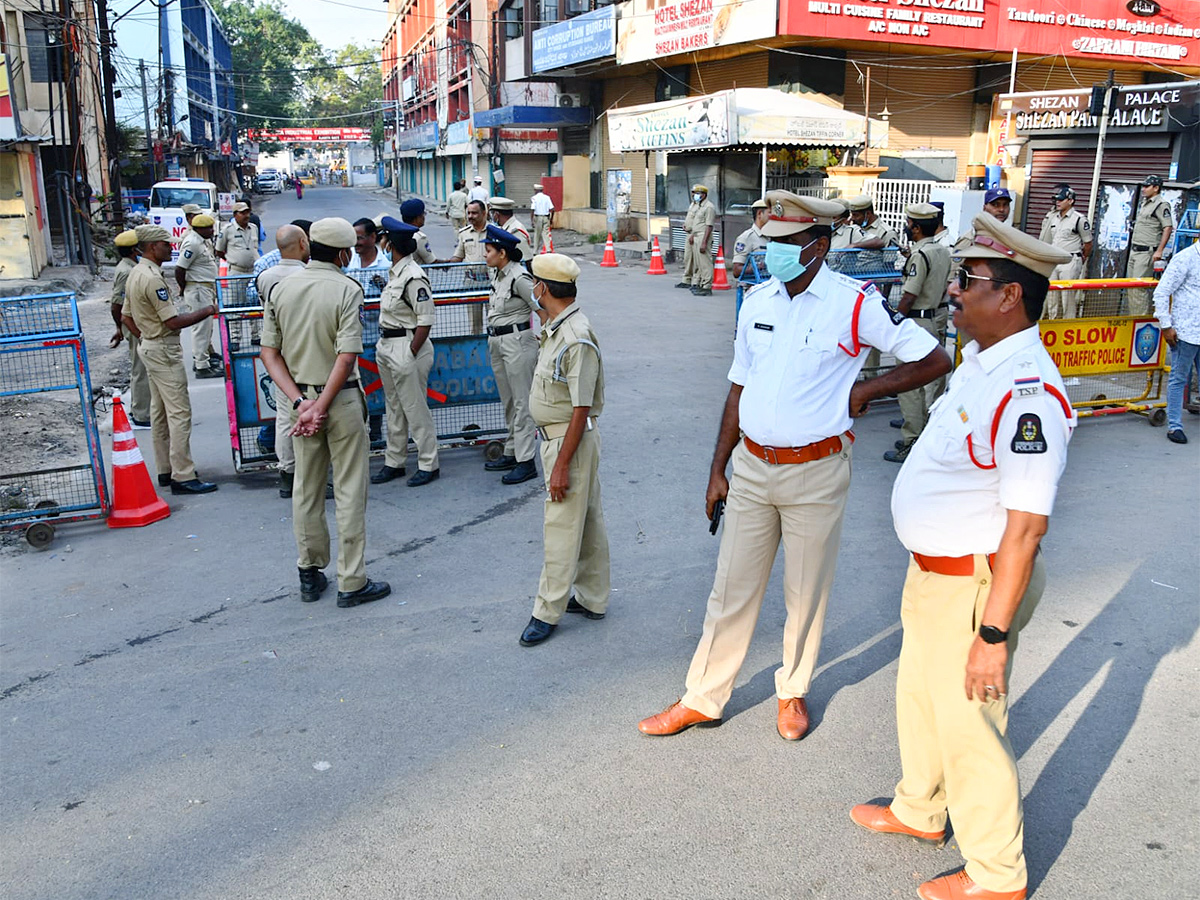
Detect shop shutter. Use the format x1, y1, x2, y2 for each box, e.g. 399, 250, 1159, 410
693, 51, 768, 93
500, 155, 551, 214
1013, 63, 1144, 94
1024, 147, 1173, 235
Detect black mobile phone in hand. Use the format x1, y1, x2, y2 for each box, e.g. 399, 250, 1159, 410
709, 499, 725, 535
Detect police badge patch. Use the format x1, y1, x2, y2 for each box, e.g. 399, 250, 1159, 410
882, 297, 905, 326
183, 250, 193, 259
155, 288, 170, 302
416, 288, 430, 303
906, 263, 917, 277
1012, 413, 1047, 453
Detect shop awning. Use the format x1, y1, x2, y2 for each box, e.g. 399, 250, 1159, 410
473, 106, 592, 128
735, 89, 888, 149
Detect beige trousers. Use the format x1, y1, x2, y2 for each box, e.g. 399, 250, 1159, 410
124, 327, 151, 422
532, 428, 610, 624
682, 439, 852, 719
898, 317, 942, 444
376, 336, 438, 472
138, 337, 196, 482
274, 382, 294, 474
488, 330, 538, 462
450, 215, 466, 232
1126, 249, 1154, 316
1044, 256, 1083, 319
292, 388, 369, 592
890, 554, 1045, 894
184, 282, 217, 369
533, 215, 551, 253
683, 236, 714, 289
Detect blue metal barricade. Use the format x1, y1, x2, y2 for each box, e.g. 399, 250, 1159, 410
0, 292, 108, 548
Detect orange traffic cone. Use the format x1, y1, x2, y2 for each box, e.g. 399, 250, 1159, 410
543, 229, 554, 254
647, 236, 668, 275
712, 246, 731, 291
600, 233, 619, 267
107, 395, 171, 529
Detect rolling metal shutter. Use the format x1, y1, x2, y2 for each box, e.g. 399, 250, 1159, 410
1023, 147, 1173, 235
500, 155, 550, 214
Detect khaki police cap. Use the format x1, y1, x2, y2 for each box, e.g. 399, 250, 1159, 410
751, 199, 768, 210
309, 217, 357, 249
832, 197, 851, 213
527, 253, 581, 284
488, 197, 516, 210
761, 190, 844, 238
181, 203, 202, 215
135, 224, 172, 243
191, 213, 215, 227
905, 202, 941, 220
953, 214, 1072, 279
232, 201, 250, 212
691, 184, 709, 194
847, 194, 873, 212
114, 230, 138, 248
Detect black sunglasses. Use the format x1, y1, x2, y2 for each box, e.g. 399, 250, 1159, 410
956, 269, 1012, 291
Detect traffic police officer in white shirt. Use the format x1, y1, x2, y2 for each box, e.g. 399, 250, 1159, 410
638, 190, 951, 742
530, 183, 555, 253
468, 176, 489, 204
851, 213, 1076, 900
729, 199, 768, 279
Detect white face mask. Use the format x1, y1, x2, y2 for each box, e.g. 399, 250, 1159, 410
693, 193, 703, 203
531, 283, 545, 311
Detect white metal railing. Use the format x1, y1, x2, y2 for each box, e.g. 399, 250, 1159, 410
864, 178, 964, 233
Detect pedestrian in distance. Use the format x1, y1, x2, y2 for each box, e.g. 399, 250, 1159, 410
109, 230, 151, 428
447, 180, 469, 232
638, 191, 950, 741
259, 217, 390, 608
120, 224, 219, 495
468, 175, 489, 204
175, 213, 223, 378
518, 253, 609, 647
295, 177, 304, 200
678, 184, 716, 295
851, 213, 1077, 900
530, 182, 555, 253
1153, 239, 1200, 444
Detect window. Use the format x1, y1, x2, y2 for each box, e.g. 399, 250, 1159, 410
25, 14, 65, 84
539, 0, 559, 27
501, 3, 523, 39
656, 66, 689, 103
565, 0, 590, 18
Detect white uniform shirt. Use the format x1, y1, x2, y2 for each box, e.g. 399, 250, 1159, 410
531, 191, 554, 216
730, 264, 939, 447
1154, 243, 1200, 343
468, 185, 490, 203
347, 248, 391, 298
891, 326, 1075, 556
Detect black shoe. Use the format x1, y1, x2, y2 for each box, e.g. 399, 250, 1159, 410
895, 439, 907, 450
370, 464, 406, 484
484, 454, 519, 471
299, 567, 328, 603
279, 471, 293, 498
890, 418, 904, 429
566, 596, 605, 620
193, 365, 223, 379
407, 468, 439, 487
170, 478, 218, 494
884, 442, 913, 463
337, 580, 391, 608
502, 459, 538, 485
1168, 429, 1188, 444
692, 287, 713, 296
674, 281, 692, 290
519, 616, 556, 647
157, 473, 172, 487
131, 417, 151, 428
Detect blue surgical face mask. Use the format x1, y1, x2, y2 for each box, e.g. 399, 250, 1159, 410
765, 238, 812, 283
531, 283, 545, 311
693, 193, 703, 203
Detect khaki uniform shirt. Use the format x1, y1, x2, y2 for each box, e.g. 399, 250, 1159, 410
413, 229, 436, 265
255, 258, 306, 305
122, 258, 181, 342
1132, 195, 1172, 247
453, 225, 488, 263
530, 304, 604, 426
731, 225, 766, 266
1039, 208, 1092, 256
177, 230, 218, 283
830, 223, 863, 250
446, 190, 468, 219
379, 257, 435, 331
216, 221, 259, 269
902, 236, 953, 311
261, 261, 364, 385
112, 256, 136, 306
489, 261, 535, 327
684, 199, 716, 235
501, 215, 532, 257
859, 216, 899, 247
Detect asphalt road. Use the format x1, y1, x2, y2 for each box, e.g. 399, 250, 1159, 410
1, 185, 1196, 900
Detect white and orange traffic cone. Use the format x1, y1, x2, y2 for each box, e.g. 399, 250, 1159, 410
544, 229, 554, 254
107, 396, 171, 529
712, 246, 731, 291
600, 233, 619, 267
647, 236, 668, 275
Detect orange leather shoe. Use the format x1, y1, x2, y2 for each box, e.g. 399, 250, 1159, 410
777, 697, 810, 740
918, 870, 1026, 900
638, 701, 719, 736
849, 803, 946, 842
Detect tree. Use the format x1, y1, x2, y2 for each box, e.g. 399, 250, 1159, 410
304, 43, 384, 156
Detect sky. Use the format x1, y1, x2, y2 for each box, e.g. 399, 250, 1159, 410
280, 0, 386, 53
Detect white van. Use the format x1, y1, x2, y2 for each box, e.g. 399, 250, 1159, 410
148, 180, 219, 265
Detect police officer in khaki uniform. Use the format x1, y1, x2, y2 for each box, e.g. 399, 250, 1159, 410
482, 224, 540, 485
109, 230, 151, 427
400, 198, 438, 265
216, 201, 260, 277
729, 199, 768, 279
518, 253, 610, 647
887, 203, 953, 463
1127, 174, 1174, 315
174, 213, 222, 378
852, 214, 1076, 900
1038, 185, 1092, 318
829, 198, 863, 250
452, 199, 491, 332
120, 225, 218, 495
849, 195, 900, 247
370, 217, 440, 488
488, 197, 532, 258
260, 217, 391, 608
678, 184, 716, 295
447, 180, 469, 231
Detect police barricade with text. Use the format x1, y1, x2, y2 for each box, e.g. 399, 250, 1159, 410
0, 292, 109, 548
1039, 279, 1168, 425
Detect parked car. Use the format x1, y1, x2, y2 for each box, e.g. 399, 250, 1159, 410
256, 170, 283, 193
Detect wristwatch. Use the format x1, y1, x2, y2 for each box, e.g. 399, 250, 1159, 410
292, 397, 303, 410
978, 624, 1009, 644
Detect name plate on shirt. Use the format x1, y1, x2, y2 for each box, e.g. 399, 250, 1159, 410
753, 322, 774, 332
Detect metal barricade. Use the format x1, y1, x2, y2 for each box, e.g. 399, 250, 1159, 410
0, 292, 109, 548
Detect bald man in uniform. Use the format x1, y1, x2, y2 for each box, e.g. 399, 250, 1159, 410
175, 213, 222, 378
109, 230, 151, 427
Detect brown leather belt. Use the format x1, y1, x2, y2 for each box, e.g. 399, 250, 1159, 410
742, 432, 852, 465
912, 552, 996, 577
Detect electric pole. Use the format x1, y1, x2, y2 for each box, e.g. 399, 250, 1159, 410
97, 0, 124, 227
139, 60, 154, 182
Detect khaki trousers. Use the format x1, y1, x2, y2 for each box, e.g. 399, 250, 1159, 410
292, 388, 369, 592
899, 317, 942, 444
1044, 256, 1083, 319
274, 382, 295, 474
683, 237, 714, 289
124, 327, 151, 422
184, 283, 217, 369
377, 336, 438, 472
138, 337, 196, 482
450, 216, 466, 232
891, 554, 1045, 894
532, 428, 610, 624
682, 440, 852, 719
1126, 249, 1154, 315
488, 330, 538, 462
532, 215, 550, 253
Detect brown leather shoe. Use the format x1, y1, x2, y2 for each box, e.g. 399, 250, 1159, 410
917, 870, 1026, 900
776, 697, 809, 740
638, 701, 719, 736
849, 803, 945, 842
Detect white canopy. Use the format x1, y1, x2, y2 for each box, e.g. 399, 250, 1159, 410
734, 89, 889, 149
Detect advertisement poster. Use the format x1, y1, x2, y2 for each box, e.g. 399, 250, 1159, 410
608, 92, 735, 152
617, 0, 778, 65
533, 6, 616, 72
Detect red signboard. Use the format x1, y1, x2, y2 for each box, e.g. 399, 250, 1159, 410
246, 128, 370, 143
781, 0, 1196, 65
